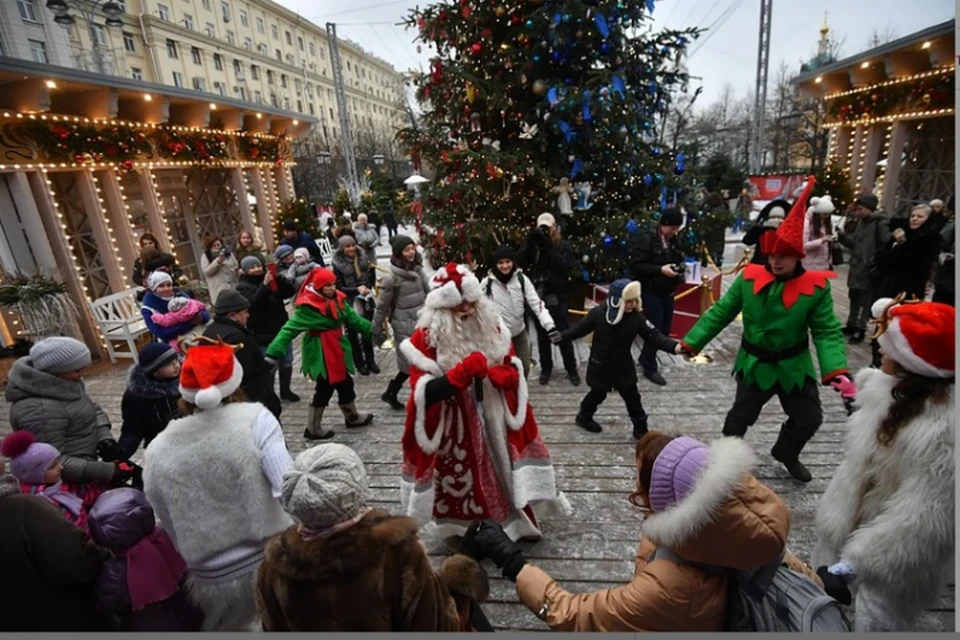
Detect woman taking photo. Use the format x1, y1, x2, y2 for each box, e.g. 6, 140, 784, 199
199, 235, 239, 304
463, 432, 819, 631
814, 298, 954, 632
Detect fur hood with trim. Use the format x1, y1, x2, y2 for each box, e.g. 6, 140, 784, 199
5, 358, 86, 403
125, 364, 181, 399
814, 368, 954, 606
256, 509, 488, 631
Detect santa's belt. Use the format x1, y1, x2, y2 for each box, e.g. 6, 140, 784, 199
740, 338, 808, 363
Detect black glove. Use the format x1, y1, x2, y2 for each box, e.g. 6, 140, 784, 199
97, 439, 120, 463
547, 328, 562, 344
112, 461, 136, 486
463, 520, 527, 582
816, 566, 853, 606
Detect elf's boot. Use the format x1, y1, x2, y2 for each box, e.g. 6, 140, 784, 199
381, 377, 405, 410
721, 417, 749, 438
632, 418, 648, 440
341, 402, 374, 428
279, 366, 301, 402
770, 425, 812, 483
363, 338, 380, 374
575, 413, 603, 433
303, 405, 335, 441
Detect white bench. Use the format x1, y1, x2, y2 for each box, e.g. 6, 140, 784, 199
315, 237, 334, 265
88, 288, 151, 364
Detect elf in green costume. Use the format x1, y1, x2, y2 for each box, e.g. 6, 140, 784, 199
680, 177, 852, 483
266, 267, 374, 440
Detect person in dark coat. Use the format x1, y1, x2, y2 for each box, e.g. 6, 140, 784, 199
88, 488, 204, 631
629, 207, 686, 386
0, 463, 109, 630
332, 236, 378, 376
515, 213, 580, 386
741, 199, 788, 266
202, 290, 282, 419
383, 204, 399, 240
279, 219, 324, 266
873, 203, 941, 301
118, 343, 182, 462
933, 218, 954, 306
552, 279, 683, 438
132, 233, 161, 287
236, 256, 300, 402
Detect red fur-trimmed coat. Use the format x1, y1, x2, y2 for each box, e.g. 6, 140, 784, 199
256, 509, 488, 631
398, 326, 570, 541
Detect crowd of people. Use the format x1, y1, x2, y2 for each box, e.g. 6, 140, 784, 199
0, 180, 954, 632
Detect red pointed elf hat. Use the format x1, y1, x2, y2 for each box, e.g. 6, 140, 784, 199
760, 176, 816, 258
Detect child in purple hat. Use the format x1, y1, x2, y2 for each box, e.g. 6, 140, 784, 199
1, 430, 101, 536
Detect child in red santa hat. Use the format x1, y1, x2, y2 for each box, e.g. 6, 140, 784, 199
814, 297, 954, 631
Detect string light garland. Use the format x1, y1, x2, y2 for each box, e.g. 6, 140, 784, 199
823, 66, 952, 101
872, 123, 894, 203
823, 107, 954, 129
90, 169, 127, 280
1, 111, 286, 139
147, 168, 177, 254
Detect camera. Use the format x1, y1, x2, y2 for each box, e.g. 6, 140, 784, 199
220, 245, 232, 257
672, 262, 686, 275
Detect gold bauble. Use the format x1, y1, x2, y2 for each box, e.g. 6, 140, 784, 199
532, 79, 547, 96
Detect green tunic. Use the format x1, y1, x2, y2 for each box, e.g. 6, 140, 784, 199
681, 265, 848, 392
265, 303, 372, 381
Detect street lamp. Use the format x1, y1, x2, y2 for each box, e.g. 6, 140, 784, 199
373, 153, 385, 166
316, 151, 331, 165
45, 1, 126, 74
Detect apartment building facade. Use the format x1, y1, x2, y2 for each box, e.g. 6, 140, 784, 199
1, 0, 406, 152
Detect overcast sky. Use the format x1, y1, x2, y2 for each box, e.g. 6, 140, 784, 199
275, 0, 954, 107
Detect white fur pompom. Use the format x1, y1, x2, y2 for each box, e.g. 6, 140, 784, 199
194, 386, 223, 411
871, 297, 894, 319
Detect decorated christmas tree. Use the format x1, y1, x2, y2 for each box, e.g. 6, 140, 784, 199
273, 199, 322, 244
400, 0, 699, 280
814, 162, 854, 211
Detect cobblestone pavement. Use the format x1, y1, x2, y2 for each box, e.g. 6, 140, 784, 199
0, 240, 952, 630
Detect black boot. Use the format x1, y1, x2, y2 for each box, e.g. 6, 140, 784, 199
770, 426, 812, 483
632, 419, 648, 440
363, 339, 380, 374
849, 330, 865, 344
575, 413, 603, 433
381, 378, 405, 410
279, 367, 300, 402
721, 419, 749, 438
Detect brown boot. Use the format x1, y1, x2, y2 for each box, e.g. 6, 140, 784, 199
340, 402, 374, 428
303, 405, 335, 441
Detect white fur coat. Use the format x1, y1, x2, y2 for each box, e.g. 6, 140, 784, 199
813, 368, 955, 608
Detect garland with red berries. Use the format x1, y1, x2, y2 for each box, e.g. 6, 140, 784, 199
827, 72, 953, 123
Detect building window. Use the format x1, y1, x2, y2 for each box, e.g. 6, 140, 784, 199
214, 81, 226, 95
295, 79, 301, 95
182, 14, 193, 30
205, 22, 215, 37
297, 100, 302, 113
192, 77, 206, 91
285, 53, 293, 64
275, 49, 281, 61
270, 93, 277, 106
280, 74, 287, 88
202, 0, 210, 9
239, 10, 248, 27
166, 39, 177, 59
123, 32, 136, 52
233, 60, 243, 77
250, 65, 259, 80
308, 102, 314, 115
18, 0, 38, 23
254, 90, 262, 103
213, 53, 223, 70
271, 24, 278, 39
157, 3, 169, 20
319, 48, 325, 60
309, 42, 315, 56
285, 31, 292, 45
131, 67, 143, 80
27, 38, 46, 63
298, 36, 304, 51
91, 24, 106, 46
283, 97, 290, 110
256, 17, 264, 34
226, 31, 234, 45
234, 86, 246, 100
191, 46, 201, 64
266, 70, 274, 84
244, 37, 251, 49
172, 72, 184, 88
257, 43, 266, 55
221, 2, 231, 23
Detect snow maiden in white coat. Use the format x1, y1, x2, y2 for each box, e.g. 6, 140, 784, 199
399, 262, 571, 542
813, 297, 954, 632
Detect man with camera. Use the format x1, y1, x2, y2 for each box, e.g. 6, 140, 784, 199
516, 213, 580, 386
628, 208, 686, 386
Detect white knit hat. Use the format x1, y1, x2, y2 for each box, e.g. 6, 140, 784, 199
536, 212, 556, 227
871, 298, 955, 378
281, 444, 369, 530
147, 271, 173, 292
810, 195, 835, 215
178, 340, 244, 410
424, 262, 483, 310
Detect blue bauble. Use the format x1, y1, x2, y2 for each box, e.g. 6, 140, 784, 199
600, 42, 610, 54
526, 19, 534, 28
552, 50, 562, 62
603, 235, 614, 248
655, 172, 664, 183
533, 55, 541, 63
643, 174, 653, 187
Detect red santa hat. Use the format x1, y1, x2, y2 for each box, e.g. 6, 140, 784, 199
871, 298, 954, 379
760, 176, 816, 258
425, 262, 483, 310
179, 338, 245, 410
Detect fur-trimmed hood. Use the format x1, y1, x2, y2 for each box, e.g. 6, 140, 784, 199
5, 358, 85, 403
640, 437, 790, 570
126, 364, 181, 399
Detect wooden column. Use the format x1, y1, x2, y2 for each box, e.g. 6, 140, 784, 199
77, 170, 126, 294
848, 125, 867, 190
859, 124, 885, 193
274, 166, 294, 202
138, 169, 173, 253
96, 169, 138, 282
26, 171, 105, 357
881, 120, 909, 215
229, 167, 256, 233
249, 168, 275, 251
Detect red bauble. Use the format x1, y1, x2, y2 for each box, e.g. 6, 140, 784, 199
470, 42, 483, 56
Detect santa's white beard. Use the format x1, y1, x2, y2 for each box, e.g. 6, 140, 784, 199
421, 300, 509, 371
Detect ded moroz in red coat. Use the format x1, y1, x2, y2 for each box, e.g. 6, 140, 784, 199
399, 323, 571, 541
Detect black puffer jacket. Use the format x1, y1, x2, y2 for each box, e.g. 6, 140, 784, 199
203, 317, 281, 419
331, 248, 371, 303
559, 304, 678, 390
236, 273, 297, 346
118, 364, 181, 461
873, 217, 941, 299
515, 232, 575, 303
629, 231, 685, 297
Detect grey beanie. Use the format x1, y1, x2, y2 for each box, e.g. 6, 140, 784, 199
214, 289, 250, 315
274, 245, 294, 260
240, 255, 262, 272
281, 443, 368, 530
30, 337, 92, 374
337, 235, 357, 249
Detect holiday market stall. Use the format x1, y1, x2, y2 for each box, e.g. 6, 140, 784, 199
0, 57, 314, 360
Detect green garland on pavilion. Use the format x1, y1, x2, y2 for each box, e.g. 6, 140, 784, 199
828, 72, 953, 123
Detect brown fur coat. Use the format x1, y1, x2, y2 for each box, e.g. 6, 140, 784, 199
256, 509, 489, 631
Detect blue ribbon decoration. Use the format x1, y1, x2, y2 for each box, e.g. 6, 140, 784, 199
557, 120, 573, 142
547, 86, 559, 106
611, 75, 626, 99
581, 89, 593, 122
570, 158, 583, 178
594, 13, 610, 38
